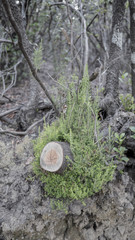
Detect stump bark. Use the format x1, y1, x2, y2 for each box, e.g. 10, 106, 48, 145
40, 141, 73, 174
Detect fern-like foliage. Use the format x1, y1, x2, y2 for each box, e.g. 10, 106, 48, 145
33, 41, 43, 71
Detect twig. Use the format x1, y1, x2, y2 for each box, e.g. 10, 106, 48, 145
93, 33, 106, 53
50, 2, 89, 73
0, 106, 21, 118
1, 57, 23, 73
47, 72, 68, 90
2, 95, 15, 103
74, 32, 83, 46
1, 57, 23, 96
62, 29, 82, 72
86, 14, 99, 31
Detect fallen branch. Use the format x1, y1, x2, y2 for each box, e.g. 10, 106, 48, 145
0, 111, 54, 136
0, 117, 44, 136
0, 106, 21, 118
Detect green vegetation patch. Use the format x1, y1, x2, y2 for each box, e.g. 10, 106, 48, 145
33, 69, 119, 201
120, 93, 135, 112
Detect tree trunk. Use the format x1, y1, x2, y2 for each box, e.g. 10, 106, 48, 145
101, 0, 126, 116
40, 142, 73, 174
129, 0, 135, 99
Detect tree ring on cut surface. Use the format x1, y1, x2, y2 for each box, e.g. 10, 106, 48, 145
40, 141, 73, 174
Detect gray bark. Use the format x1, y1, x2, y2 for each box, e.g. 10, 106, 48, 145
101, 0, 126, 116
129, 0, 135, 99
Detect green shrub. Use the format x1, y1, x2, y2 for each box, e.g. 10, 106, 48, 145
33, 68, 126, 201
120, 94, 135, 112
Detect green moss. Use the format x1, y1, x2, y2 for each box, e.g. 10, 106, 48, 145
33, 67, 116, 201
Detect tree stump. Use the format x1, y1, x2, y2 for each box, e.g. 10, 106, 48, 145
40, 141, 73, 174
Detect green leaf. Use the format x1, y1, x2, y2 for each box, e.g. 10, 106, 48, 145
120, 133, 125, 138
129, 126, 135, 133
114, 133, 119, 139
113, 147, 119, 153
119, 146, 126, 151
121, 157, 129, 162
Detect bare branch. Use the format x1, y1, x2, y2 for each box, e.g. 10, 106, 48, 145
65, 0, 74, 73
50, 2, 89, 73
0, 57, 23, 96
86, 14, 99, 31
0, 38, 13, 44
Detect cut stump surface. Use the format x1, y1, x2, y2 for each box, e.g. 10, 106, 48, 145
40, 141, 73, 174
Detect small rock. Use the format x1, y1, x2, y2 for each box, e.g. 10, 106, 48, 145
118, 225, 125, 236
70, 202, 82, 215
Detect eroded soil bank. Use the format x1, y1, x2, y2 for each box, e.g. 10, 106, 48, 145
0, 113, 135, 240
